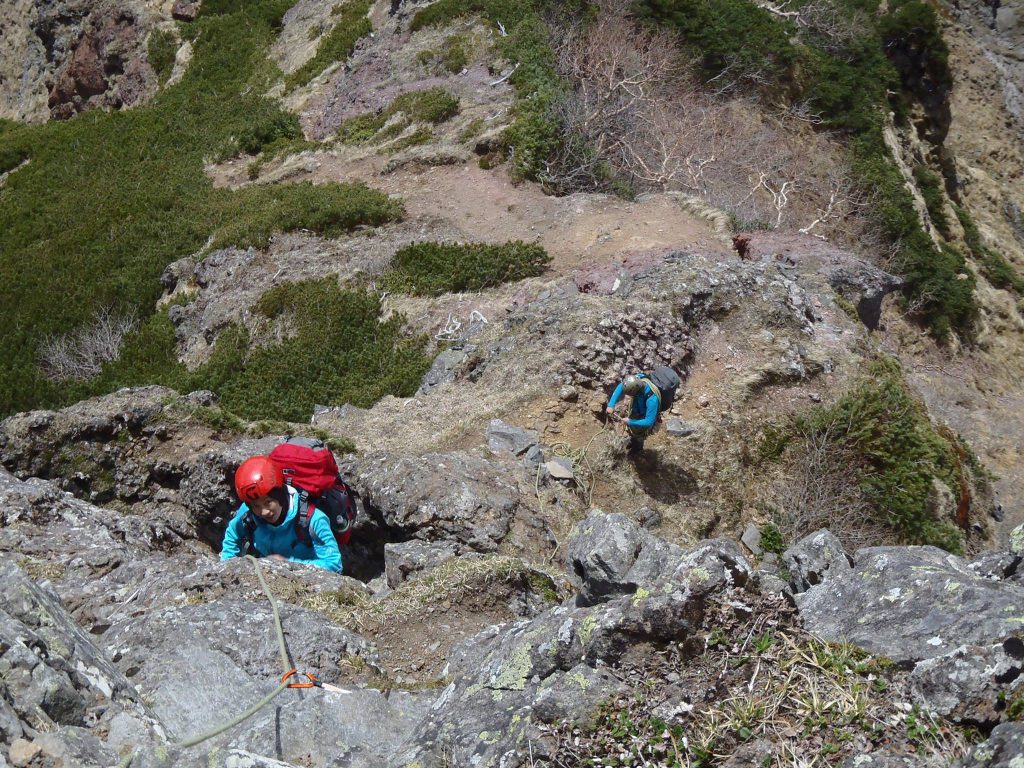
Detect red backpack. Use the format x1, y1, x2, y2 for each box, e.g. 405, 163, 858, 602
266, 436, 359, 546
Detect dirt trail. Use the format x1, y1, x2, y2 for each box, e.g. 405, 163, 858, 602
212, 153, 732, 275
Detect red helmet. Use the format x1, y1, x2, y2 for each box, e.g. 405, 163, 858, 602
234, 456, 284, 502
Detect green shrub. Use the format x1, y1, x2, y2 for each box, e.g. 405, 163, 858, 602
878, 0, 951, 96
635, 0, 796, 88
392, 88, 461, 123
381, 240, 551, 296
442, 35, 470, 72
851, 131, 975, 339
147, 29, 179, 85
789, 357, 967, 553
207, 181, 403, 250
337, 113, 385, 144
214, 281, 432, 421
759, 522, 785, 555
228, 108, 303, 159
383, 126, 434, 153
912, 165, 951, 238
0, 0, 401, 417
285, 0, 372, 90
246, 136, 321, 179
408, 0, 591, 184
955, 205, 1024, 294
337, 87, 460, 144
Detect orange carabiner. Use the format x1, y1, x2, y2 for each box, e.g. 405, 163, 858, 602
280, 668, 319, 688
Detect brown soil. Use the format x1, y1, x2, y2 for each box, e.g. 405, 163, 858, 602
334, 579, 523, 689
210, 153, 730, 278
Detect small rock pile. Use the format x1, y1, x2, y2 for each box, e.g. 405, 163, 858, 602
564, 309, 693, 389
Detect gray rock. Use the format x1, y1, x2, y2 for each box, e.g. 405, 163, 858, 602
340, 451, 539, 553
557, 385, 578, 402
568, 511, 645, 603
797, 547, 1024, 665
969, 550, 1021, 581
29, 726, 118, 768
391, 547, 738, 768
741, 523, 762, 556
545, 457, 575, 480
0, 563, 160, 760
665, 419, 698, 437
384, 540, 458, 588
782, 529, 852, 593
756, 572, 794, 603
843, 755, 922, 768
486, 419, 540, 459
171, 0, 201, 21
1010, 524, 1024, 557
955, 722, 1024, 767
103, 598, 432, 766
567, 510, 751, 606
910, 642, 1024, 726
417, 348, 469, 395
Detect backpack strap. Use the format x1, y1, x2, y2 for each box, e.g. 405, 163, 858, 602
638, 374, 662, 406
294, 490, 315, 546
242, 511, 261, 557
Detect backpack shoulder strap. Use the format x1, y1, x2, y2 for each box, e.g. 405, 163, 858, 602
242, 511, 260, 557
294, 491, 315, 545
640, 375, 662, 405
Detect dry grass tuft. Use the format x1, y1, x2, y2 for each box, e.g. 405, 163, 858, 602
304, 554, 564, 631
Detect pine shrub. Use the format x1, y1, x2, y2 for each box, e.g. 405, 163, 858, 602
782, 357, 969, 553
381, 241, 551, 296
285, 0, 372, 90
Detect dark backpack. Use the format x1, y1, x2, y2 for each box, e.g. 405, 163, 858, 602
242, 436, 359, 555
644, 366, 682, 415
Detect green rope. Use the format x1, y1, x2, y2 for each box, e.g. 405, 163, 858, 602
113, 556, 296, 766
174, 556, 294, 750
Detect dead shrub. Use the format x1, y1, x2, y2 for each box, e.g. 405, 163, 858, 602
545, 0, 871, 243
39, 306, 139, 381
768, 422, 889, 551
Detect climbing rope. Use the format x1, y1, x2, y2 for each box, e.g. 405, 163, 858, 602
176, 555, 295, 749
117, 556, 308, 767
548, 425, 607, 508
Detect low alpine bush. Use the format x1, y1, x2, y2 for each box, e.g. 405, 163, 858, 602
381, 240, 551, 295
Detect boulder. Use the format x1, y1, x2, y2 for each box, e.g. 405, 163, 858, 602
103, 598, 432, 766
391, 545, 738, 768
171, 0, 201, 21
955, 722, 1024, 768
782, 529, 852, 593
0, 563, 160, 759
969, 550, 1021, 581
797, 547, 1024, 665
417, 348, 469, 395
910, 642, 1024, 726
486, 419, 542, 466
384, 540, 457, 588
567, 510, 751, 606
340, 451, 541, 553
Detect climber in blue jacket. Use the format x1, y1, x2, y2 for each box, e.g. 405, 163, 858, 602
606, 374, 661, 455
220, 456, 342, 573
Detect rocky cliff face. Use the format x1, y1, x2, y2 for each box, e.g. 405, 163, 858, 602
0, 0, 168, 123
2, 458, 1024, 766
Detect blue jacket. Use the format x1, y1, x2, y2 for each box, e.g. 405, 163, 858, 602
220, 486, 343, 573
608, 375, 660, 429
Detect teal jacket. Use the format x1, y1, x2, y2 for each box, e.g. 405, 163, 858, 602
220, 486, 343, 573
607, 375, 660, 429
